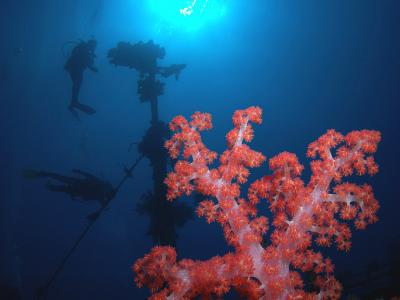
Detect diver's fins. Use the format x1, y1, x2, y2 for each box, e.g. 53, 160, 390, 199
68, 105, 81, 121
73, 101, 96, 115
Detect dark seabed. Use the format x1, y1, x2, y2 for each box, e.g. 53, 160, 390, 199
1, 0, 399, 299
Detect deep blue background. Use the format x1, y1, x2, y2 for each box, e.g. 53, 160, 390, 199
1, 0, 399, 299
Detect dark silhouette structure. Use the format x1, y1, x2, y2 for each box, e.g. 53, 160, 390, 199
158, 64, 186, 80
108, 40, 191, 246
136, 122, 194, 245
64, 39, 98, 116
108, 40, 186, 122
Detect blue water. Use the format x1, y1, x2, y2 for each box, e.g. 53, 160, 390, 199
1, 1, 399, 299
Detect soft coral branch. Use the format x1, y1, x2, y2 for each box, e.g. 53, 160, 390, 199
134, 107, 381, 300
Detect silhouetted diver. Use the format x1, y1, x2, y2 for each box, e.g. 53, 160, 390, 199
64, 39, 98, 116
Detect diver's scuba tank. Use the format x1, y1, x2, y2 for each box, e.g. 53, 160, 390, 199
61, 39, 82, 58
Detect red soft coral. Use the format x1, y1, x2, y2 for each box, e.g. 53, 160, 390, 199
134, 107, 381, 300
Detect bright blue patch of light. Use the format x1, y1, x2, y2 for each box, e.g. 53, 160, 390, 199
147, 0, 227, 33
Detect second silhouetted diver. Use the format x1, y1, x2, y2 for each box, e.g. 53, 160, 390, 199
23, 169, 115, 207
